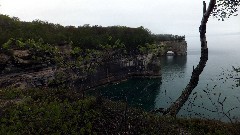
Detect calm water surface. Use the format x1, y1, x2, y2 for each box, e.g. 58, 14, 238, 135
90, 35, 240, 122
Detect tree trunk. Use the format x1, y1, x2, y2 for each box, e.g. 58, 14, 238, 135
158, 0, 216, 116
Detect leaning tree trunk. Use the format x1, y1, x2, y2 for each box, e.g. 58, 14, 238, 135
160, 0, 216, 116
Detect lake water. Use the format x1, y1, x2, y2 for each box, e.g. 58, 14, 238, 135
89, 35, 240, 122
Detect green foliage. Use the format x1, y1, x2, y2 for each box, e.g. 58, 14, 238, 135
0, 14, 184, 52
138, 43, 161, 56
152, 34, 185, 42
1, 38, 63, 67
0, 88, 23, 99
47, 71, 69, 88
2, 38, 13, 49
213, 0, 240, 21
0, 88, 238, 134
71, 47, 82, 56
0, 99, 98, 134
0, 88, 97, 134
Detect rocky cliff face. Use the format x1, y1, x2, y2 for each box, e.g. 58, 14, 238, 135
0, 40, 71, 89
0, 67, 55, 89
0, 55, 53, 89
0, 49, 51, 74
0, 43, 161, 90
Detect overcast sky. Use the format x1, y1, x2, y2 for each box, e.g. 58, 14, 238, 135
0, 0, 240, 49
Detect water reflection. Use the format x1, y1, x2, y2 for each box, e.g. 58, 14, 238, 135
87, 51, 240, 122
160, 55, 187, 68
161, 56, 187, 79
155, 55, 189, 109
89, 78, 161, 111
87, 35, 240, 121
87, 56, 187, 112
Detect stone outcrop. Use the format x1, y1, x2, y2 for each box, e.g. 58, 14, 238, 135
0, 67, 55, 89
0, 44, 161, 90
0, 53, 10, 71
159, 41, 187, 56
76, 53, 162, 91
0, 50, 46, 74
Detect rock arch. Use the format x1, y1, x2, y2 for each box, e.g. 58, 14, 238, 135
159, 41, 187, 56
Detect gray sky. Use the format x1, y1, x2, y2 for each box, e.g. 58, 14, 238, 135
0, 0, 239, 39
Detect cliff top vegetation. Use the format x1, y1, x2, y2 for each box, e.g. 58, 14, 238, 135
0, 14, 185, 52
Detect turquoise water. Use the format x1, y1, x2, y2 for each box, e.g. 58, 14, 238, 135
90, 35, 240, 122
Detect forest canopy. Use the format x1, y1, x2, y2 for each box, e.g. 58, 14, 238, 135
0, 14, 185, 51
